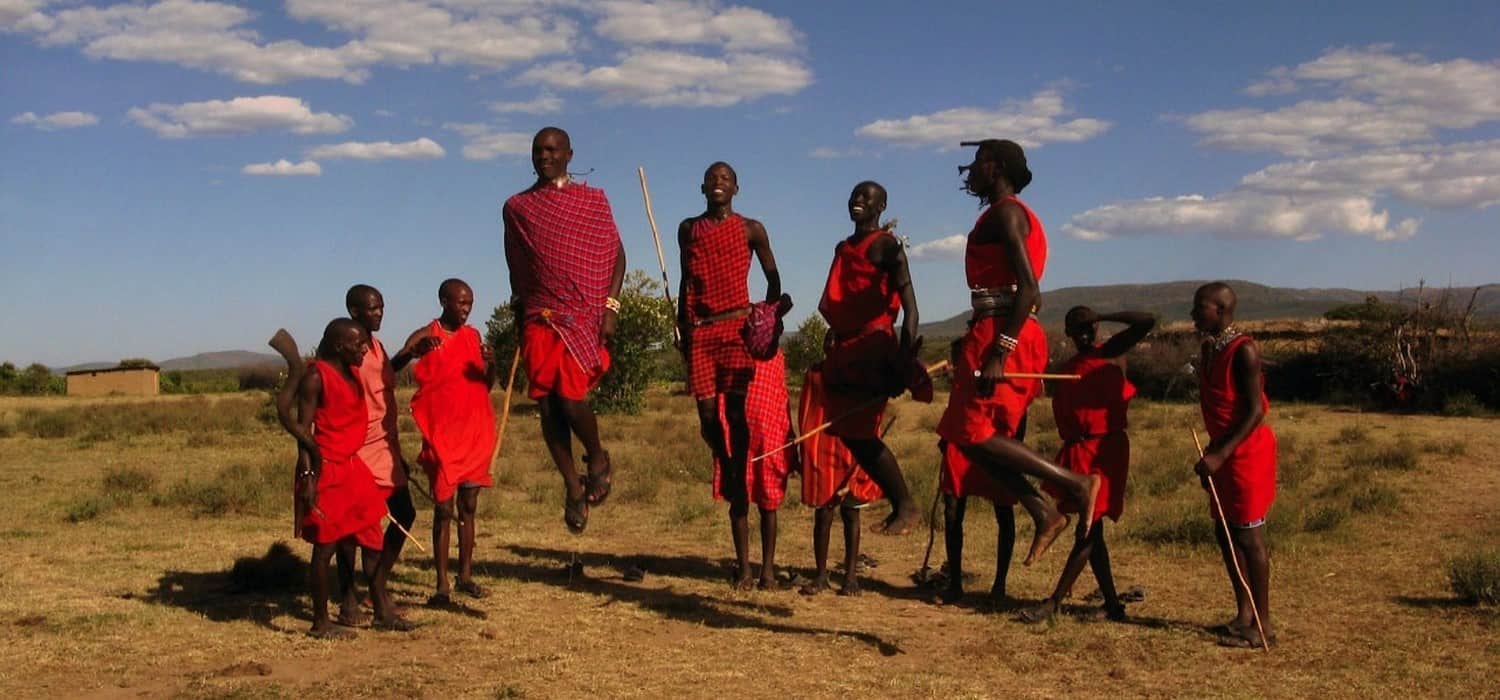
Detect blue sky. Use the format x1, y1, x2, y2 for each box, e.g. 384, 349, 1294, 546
3, 0, 1498, 366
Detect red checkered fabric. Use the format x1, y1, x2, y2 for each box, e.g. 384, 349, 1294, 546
713, 352, 795, 510
503, 181, 621, 373
688, 319, 754, 398
683, 215, 751, 322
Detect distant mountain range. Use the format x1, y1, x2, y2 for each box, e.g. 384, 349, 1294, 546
918, 280, 1498, 338
55, 350, 282, 375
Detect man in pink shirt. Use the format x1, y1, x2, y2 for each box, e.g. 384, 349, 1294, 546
344, 284, 421, 631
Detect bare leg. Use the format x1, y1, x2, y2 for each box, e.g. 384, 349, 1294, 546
757, 507, 781, 588
729, 499, 752, 590
990, 504, 1016, 606
1213, 525, 1252, 630
959, 441, 1090, 565
372, 486, 415, 626
842, 437, 919, 536
1228, 525, 1274, 641
431, 498, 454, 601
308, 542, 348, 638
558, 397, 610, 495
334, 540, 366, 626
455, 486, 482, 595
1021, 521, 1100, 624
838, 503, 862, 596
540, 396, 584, 497
939, 494, 966, 604
802, 506, 835, 595
1088, 523, 1124, 620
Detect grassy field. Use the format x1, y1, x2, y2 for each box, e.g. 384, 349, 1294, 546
0, 388, 1496, 699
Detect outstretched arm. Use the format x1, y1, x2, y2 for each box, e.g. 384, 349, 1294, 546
746, 219, 782, 302
392, 325, 439, 371
1096, 311, 1157, 359
1196, 341, 1267, 477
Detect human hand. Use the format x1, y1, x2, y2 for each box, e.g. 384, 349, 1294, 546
976, 352, 1007, 398
1194, 450, 1227, 480
480, 342, 496, 366
405, 330, 441, 358
600, 310, 618, 344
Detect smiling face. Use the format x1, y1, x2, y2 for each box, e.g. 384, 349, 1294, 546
701, 162, 738, 206
847, 181, 886, 226
531, 128, 572, 182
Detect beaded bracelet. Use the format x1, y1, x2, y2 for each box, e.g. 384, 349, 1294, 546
604, 296, 622, 312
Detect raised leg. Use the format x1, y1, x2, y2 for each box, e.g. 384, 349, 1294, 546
842, 437, 918, 535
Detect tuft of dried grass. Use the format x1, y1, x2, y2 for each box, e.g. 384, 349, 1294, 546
1447, 548, 1500, 605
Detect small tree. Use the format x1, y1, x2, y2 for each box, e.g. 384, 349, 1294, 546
18, 363, 62, 395
117, 358, 157, 369
782, 314, 828, 377
486, 270, 673, 415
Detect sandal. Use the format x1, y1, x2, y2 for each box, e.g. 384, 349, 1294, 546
1087, 603, 1127, 622
1017, 603, 1056, 625
455, 580, 488, 599
1217, 625, 1276, 649
372, 615, 418, 632
564, 488, 589, 535
426, 590, 452, 608
584, 452, 613, 506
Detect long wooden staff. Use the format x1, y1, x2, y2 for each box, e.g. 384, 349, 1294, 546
386, 511, 426, 552
752, 361, 951, 463
1192, 429, 1271, 652
489, 346, 522, 477
637, 166, 680, 343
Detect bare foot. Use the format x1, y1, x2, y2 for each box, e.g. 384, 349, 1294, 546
985, 586, 1016, 611
335, 608, 370, 627
732, 574, 756, 591
930, 585, 962, 606
837, 576, 861, 597
869, 503, 920, 536
372, 614, 418, 632
799, 574, 832, 596
308, 622, 356, 640
1023, 512, 1070, 566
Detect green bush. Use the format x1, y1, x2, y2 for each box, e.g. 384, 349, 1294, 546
782, 315, 827, 378
161, 462, 283, 517
15, 396, 263, 440
1345, 438, 1420, 471
488, 270, 674, 415
1300, 505, 1347, 532
1446, 549, 1500, 605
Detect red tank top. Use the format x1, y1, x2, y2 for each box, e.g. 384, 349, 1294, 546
965, 196, 1048, 289
683, 214, 751, 322
1051, 346, 1135, 440
817, 229, 901, 336
313, 359, 367, 464
1199, 335, 1271, 438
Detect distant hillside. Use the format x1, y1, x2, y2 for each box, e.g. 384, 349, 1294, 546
55, 350, 281, 374
919, 280, 1499, 338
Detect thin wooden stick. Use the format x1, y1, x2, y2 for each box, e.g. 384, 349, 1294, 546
753, 361, 949, 463
386, 511, 427, 553
489, 346, 522, 476
1193, 429, 1271, 652
408, 475, 462, 527
637, 167, 679, 343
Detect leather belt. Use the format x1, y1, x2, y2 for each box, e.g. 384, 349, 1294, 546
690, 307, 750, 328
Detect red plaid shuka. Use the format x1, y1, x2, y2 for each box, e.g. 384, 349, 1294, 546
713, 351, 795, 511
683, 214, 751, 322
503, 181, 621, 373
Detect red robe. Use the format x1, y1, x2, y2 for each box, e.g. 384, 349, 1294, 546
798, 367, 883, 508
1043, 347, 1132, 522
300, 360, 386, 549
354, 337, 401, 491
712, 352, 794, 511
1199, 335, 1277, 524
411, 322, 498, 503
683, 214, 755, 399
503, 181, 620, 375
818, 228, 905, 439
937, 196, 1049, 445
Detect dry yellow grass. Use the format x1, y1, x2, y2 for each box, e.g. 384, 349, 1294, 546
0, 388, 1496, 699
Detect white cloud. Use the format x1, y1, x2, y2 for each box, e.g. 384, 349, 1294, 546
242, 159, 322, 176
808, 146, 863, 160
307, 137, 445, 160
126, 95, 352, 138
6, 1, 813, 107
521, 48, 810, 107
1239, 140, 1500, 209
593, 1, 799, 52
854, 89, 1111, 149
442, 122, 530, 160
1063, 192, 1419, 242
10, 110, 98, 130
489, 93, 563, 114
374, 109, 396, 117
907, 234, 968, 262
1187, 46, 1500, 156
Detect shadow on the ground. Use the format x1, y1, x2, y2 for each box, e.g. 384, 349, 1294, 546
1393, 594, 1490, 611
137, 542, 310, 633
481, 544, 905, 656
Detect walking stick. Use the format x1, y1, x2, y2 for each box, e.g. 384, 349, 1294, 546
637, 167, 680, 344
386, 511, 427, 553
1193, 429, 1271, 652
915, 481, 944, 583
489, 346, 522, 478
